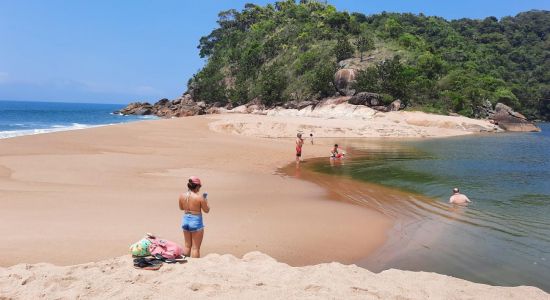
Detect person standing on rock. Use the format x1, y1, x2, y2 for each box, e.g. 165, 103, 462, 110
449, 187, 471, 205
296, 133, 304, 164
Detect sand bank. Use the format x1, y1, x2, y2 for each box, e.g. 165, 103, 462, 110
0, 115, 389, 267
210, 110, 500, 138
1, 252, 547, 299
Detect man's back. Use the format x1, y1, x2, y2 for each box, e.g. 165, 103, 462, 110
450, 193, 470, 204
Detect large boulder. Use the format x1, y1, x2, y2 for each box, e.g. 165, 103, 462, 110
178, 105, 201, 117
114, 102, 152, 115
348, 92, 380, 106
475, 99, 495, 118
134, 107, 153, 115
245, 98, 266, 113
334, 69, 357, 96
229, 105, 248, 113
283, 100, 318, 110
388, 99, 403, 111
491, 103, 540, 132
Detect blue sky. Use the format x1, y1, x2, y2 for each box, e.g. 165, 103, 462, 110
1, 1, 549, 104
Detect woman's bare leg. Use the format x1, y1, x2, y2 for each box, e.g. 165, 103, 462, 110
190, 229, 204, 258
183, 230, 192, 257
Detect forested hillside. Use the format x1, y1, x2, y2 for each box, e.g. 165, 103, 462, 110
188, 0, 550, 120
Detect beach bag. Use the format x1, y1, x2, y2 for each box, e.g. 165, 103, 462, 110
149, 238, 183, 259
130, 237, 152, 257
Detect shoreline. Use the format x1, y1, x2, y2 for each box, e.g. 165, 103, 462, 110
1, 113, 547, 298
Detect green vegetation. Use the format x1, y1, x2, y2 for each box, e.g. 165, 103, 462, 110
189, 0, 550, 120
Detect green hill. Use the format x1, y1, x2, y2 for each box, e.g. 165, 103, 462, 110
187, 0, 550, 120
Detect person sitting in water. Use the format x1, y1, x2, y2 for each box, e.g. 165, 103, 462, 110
449, 187, 471, 204
179, 176, 210, 258
330, 144, 344, 159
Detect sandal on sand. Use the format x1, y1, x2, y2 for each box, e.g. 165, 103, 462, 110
134, 257, 163, 265
133, 258, 163, 270
152, 254, 187, 264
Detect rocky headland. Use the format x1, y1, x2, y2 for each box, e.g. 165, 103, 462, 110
115, 92, 540, 133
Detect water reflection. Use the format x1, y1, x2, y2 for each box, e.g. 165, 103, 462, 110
279, 128, 550, 291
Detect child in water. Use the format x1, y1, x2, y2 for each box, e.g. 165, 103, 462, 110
330, 144, 345, 159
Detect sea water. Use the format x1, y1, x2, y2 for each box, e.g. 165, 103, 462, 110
304, 124, 550, 291
0, 100, 156, 139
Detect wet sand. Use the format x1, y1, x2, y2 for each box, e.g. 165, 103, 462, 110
0, 116, 390, 267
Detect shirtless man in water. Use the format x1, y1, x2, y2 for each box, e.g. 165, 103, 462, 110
449, 187, 471, 204
296, 133, 304, 164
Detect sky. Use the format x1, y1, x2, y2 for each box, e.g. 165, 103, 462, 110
1, 1, 549, 104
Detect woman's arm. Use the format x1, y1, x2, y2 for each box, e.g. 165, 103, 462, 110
178, 194, 185, 210
201, 197, 210, 213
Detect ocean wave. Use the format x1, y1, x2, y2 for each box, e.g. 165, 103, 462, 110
0, 123, 101, 139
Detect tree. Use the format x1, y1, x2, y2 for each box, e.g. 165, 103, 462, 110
354, 32, 375, 61
334, 36, 354, 62
309, 62, 337, 97
259, 63, 288, 105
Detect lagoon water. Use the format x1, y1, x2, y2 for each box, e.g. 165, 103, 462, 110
305, 124, 550, 291
0, 100, 155, 139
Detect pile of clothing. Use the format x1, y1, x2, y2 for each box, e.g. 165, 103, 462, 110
130, 233, 187, 270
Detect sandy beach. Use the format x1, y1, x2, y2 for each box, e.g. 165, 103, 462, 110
0, 114, 392, 267
1, 112, 547, 299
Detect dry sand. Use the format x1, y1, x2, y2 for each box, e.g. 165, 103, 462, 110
1, 112, 547, 299
1, 252, 547, 299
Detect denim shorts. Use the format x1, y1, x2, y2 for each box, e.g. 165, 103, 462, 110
182, 213, 204, 232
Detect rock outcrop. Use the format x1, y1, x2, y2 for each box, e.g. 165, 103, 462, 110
348, 92, 380, 106
388, 99, 403, 111
115, 102, 153, 115
476, 99, 496, 119
115, 94, 540, 134
334, 69, 357, 96
491, 103, 540, 132
114, 94, 207, 118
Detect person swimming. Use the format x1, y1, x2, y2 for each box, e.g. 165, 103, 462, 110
179, 176, 210, 258
449, 187, 471, 205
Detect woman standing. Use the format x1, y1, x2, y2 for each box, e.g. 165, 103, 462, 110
179, 176, 210, 258
296, 133, 304, 164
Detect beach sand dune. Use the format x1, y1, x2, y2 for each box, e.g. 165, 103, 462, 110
1, 252, 546, 299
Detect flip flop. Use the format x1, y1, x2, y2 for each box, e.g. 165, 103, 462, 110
152, 254, 187, 264
133, 257, 163, 269
134, 260, 162, 270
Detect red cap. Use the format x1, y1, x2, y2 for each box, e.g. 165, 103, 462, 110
189, 176, 201, 185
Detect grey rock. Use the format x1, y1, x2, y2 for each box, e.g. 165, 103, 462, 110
348, 92, 380, 106
388, 99, 403, 111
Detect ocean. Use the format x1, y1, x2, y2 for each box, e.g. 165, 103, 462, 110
297, 123, 550, 291
0, 100, 155, 139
